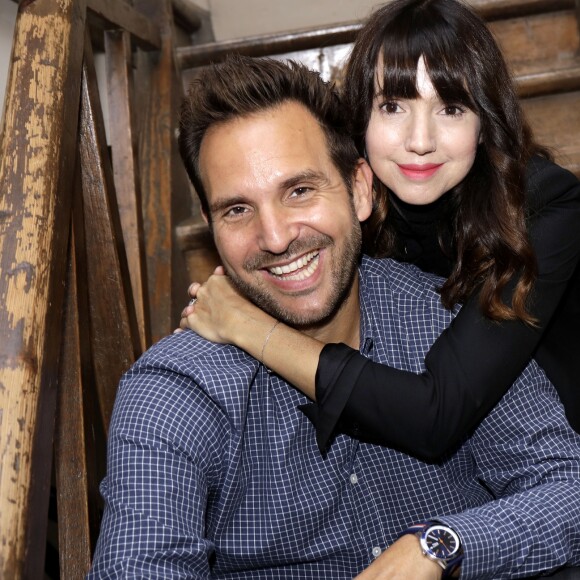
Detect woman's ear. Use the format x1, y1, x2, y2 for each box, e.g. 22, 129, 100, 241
352, 158, 374, 222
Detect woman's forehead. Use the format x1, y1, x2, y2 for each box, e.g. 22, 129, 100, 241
374, 54, 435, 98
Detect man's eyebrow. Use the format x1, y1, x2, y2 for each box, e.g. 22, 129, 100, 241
280, 170, 329, 190
209, 195, 249, 215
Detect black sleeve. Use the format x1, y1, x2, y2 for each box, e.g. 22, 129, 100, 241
301, 157, 580, 462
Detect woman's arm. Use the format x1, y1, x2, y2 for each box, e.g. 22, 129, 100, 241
314, 157, 580, 460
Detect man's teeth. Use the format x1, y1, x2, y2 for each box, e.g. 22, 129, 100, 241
268, 251, 319, 280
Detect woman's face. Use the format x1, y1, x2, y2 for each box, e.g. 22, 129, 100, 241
365, 56, 481, 205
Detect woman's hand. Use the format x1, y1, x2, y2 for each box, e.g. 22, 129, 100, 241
176, 266, 321, 400
178, 266, 277, 345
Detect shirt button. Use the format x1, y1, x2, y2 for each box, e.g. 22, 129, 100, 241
372, 546, 382, 558
349, 473, 358, 485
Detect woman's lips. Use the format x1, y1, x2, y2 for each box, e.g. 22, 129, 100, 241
398, 163, 443, 180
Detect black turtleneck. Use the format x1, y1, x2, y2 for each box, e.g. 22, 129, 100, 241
388, 192, 454, 277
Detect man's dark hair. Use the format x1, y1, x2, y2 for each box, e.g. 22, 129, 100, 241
178, 54, 360, 219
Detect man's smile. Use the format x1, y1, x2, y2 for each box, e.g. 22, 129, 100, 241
267, 251, 320, 281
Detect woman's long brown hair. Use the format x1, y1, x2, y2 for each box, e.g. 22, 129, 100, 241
343, 0, 550, 324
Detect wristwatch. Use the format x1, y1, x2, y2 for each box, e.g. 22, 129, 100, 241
399, 521, 464, 577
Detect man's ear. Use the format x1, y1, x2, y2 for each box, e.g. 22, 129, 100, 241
352, 158, 374, 222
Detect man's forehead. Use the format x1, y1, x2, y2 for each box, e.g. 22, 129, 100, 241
199, 102, 335, 198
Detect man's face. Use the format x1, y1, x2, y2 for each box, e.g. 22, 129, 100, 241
199, 101, 373, 330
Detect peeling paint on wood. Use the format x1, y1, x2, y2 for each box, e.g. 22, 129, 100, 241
0, 0, 86, 576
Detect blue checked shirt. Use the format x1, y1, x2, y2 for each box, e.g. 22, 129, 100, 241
89, 257, 580, 579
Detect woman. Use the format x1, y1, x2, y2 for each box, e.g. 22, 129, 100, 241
180, 0, 580, 460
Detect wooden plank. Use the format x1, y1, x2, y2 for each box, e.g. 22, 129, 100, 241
490, 10, 579, 65
79, 33, 140, 431
134, 0, 192, 342
87, 0, 161, 50
523, 90, 580, 176
176, 0, 575, 69
172, 0, 205, 33
54, 213, 97, 579
516, 64, 580, 97
467, 0, 574, 19
0, 0, 86, 576
176, 216, 220, 284
105, 29, 152, 351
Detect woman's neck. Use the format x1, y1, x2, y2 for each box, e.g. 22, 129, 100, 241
390, 190, 451, 224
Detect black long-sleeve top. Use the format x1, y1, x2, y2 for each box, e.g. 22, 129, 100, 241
301, 156, 580, 461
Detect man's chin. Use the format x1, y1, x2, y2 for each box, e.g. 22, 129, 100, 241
252, 297, 335, 329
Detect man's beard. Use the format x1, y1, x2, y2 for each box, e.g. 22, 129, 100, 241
224, 213, 362, 331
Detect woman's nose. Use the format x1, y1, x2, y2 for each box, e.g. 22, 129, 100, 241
405, 113, 436, 155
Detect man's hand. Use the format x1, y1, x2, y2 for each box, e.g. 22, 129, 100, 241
354, 534, 443, 580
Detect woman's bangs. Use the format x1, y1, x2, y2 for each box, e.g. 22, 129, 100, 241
379, 39, 474, 109
378, 35, 422, 99
426, 57, 476, 109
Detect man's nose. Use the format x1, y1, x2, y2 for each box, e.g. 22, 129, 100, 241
256, 206, 300, 255
405, 113, 436, 155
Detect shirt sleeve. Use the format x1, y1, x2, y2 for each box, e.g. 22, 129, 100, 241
87, 362, 228, 579
435, 364, 580, 579
304, 158, 580, 461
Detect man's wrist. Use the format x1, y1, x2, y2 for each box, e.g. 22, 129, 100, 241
399, 521, 463, 578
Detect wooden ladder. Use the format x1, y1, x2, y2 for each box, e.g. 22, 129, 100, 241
0, 0, 204, 576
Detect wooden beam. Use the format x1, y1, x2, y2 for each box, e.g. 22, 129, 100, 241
78, 33, 141, 432
177, 22, 360, 69
134, 0, 192, 342
105, 29, 152, 351
87, 0, 161, 50
172, 0, 206, 33
468, 0, 575, 19
0, 0, 86, 576
54, 213, 99, 579
176, 0, 575, 68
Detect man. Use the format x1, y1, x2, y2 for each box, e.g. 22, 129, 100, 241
88, 55, 580, 579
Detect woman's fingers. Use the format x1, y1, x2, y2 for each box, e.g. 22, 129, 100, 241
188, 282, 201, 298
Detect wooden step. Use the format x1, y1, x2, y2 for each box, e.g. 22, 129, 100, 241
176, 0, 577, 69
523, 90, 580, 177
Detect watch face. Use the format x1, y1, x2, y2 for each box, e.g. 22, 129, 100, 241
420, 524, 461, 561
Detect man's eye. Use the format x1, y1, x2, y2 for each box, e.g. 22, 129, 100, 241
224, 206, 248, 218
290, 187, 312, 198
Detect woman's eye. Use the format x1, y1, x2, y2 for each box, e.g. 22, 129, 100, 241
443, 104, 465, 117
380, 101, 401, 114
